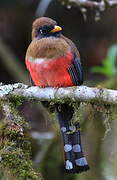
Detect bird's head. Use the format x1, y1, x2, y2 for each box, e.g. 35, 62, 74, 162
27, 17, 71, 59
32, 17, 62, 40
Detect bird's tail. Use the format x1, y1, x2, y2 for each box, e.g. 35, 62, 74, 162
55, 104, 90, 174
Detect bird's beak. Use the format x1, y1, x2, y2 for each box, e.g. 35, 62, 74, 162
50, 25, 62, 33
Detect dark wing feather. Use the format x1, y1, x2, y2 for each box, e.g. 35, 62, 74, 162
61, 35, 83, 85
68, 54, 83, 86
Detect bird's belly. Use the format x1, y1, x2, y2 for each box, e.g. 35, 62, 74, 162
26, 52, 74, 87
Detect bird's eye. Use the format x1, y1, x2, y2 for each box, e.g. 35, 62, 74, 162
40, 29, 48, 34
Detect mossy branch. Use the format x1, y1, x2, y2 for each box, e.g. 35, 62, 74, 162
0, 83, 116, 105
0, 83, 116, 179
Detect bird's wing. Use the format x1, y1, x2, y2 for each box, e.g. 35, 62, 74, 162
68, 54, 83, 86
61, 35, 83, 85
61, 35, 80, 60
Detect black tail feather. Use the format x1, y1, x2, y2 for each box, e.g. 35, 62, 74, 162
56, 104, 90, 174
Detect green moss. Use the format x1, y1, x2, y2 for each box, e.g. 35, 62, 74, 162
9, 95, 26, 108
0, 153, 39, 180
0, 144, 40, 179
0, 120, 41, 179
91, 102, 113, 138
0, 101, 43, 180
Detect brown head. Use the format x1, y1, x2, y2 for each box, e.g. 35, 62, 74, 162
27, 17, 80, 60
32, 17, 62, 40
26, 17, 72, 59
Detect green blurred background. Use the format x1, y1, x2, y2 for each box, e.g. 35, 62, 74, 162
0, 0, 117, 180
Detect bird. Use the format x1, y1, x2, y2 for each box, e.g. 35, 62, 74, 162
25, 17, 89, 174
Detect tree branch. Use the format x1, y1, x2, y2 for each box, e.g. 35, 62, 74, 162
0, 83, 116, 105
60, 0, 117, 11
69, 0, 105, 10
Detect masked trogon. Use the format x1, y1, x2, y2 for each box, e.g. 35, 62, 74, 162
25, 17, 89, 173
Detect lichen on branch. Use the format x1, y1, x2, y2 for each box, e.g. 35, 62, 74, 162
0, 83, 116, 105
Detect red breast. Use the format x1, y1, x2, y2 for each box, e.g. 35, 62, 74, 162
26, 51, 74, 87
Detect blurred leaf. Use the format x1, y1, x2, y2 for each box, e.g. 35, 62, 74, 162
91, 44, 117, 77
